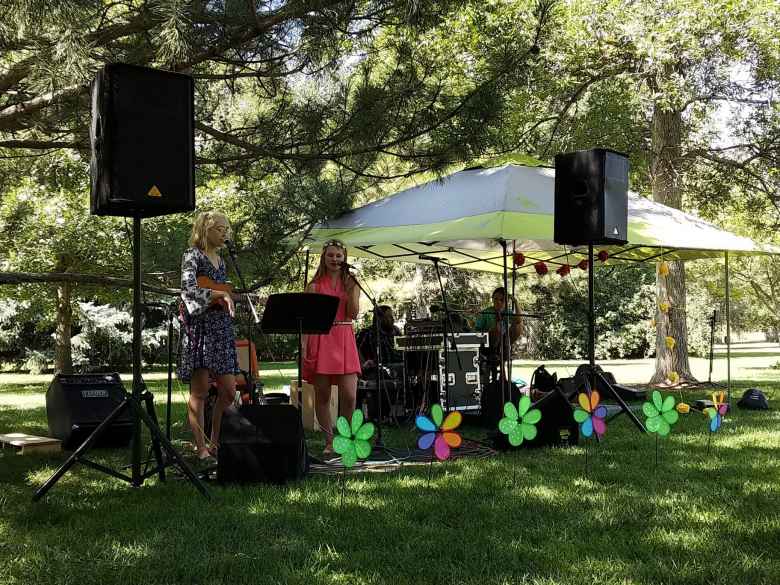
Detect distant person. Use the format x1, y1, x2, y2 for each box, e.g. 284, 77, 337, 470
178, 211, 239, 463
357, 305, 402, 374
302, 239, 361, 456
475, 287, 522, 381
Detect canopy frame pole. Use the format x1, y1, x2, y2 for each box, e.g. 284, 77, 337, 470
500, 239, 509, 404
725, 251, 732, 404
509, 240, 517, 393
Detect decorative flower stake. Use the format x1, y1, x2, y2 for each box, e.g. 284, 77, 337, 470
573, 391, 608, 439
704, 392, 728, 433
499, 395, 542, 447
643, 390, 679, 468
416, 403, 462, 461
643, 391, 679, 437
573, 391, 607, 476
333, 409, 375, 468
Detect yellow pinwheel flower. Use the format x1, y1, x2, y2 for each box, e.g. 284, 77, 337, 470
659, 261, 670, 276
665, 336, 676, 350
676, 402, 690, 414
659, 301, 670, 313
668, 371, 680, 385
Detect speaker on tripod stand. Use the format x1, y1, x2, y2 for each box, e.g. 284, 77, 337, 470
552, 148, 646, 434
34, 64, 207, 501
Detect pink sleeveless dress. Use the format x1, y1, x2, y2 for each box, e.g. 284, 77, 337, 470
303, 275, 361, 382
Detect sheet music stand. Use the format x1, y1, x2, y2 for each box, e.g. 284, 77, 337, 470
260, 293, 338, 424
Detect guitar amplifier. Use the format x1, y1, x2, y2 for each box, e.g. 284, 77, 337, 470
46, 373, 133, 449
429, 348, 482, 412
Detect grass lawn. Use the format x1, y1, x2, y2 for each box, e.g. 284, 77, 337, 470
1, 342, 779, 584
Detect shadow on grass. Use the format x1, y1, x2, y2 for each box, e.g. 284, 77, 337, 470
1, 383, 779, 584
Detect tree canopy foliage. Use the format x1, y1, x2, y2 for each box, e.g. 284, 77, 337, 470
1, 0, 779, 375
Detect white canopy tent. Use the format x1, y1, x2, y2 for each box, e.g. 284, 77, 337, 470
300, 163, 779, 400
303, 164, 777, 272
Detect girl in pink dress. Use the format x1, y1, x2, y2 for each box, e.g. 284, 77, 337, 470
303, 240, 362, 454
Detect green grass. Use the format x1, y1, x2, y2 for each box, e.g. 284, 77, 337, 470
1, 344, 779, 584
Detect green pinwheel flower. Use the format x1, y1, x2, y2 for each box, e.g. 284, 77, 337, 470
498, 395, 542, 446
642, 390, 679, 436
333, 409, 375, 467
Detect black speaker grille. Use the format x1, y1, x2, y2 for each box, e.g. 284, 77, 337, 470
90, 63, 195, 217
553, 148, 629, 246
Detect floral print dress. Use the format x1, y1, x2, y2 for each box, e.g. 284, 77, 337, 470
177, 247, 239, 382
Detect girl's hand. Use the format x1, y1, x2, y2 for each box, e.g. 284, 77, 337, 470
217, 290, 235, 317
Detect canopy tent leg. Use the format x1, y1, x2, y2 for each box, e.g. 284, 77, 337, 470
725, 251, 732, 404
500, 239, 509, 404
303, 248, 310, 288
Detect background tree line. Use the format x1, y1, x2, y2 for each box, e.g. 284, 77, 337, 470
1, 0, 778, 378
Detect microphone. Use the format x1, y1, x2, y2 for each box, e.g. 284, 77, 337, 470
224, 239, 237, 256
340, 261, 359, 271
418, 254, 443, 263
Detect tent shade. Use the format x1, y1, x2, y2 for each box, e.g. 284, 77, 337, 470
301, 164, 778, 273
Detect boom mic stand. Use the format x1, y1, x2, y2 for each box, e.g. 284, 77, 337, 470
224, 243, 261, 404
345, 269, 395, 449
421, 256, 462, 413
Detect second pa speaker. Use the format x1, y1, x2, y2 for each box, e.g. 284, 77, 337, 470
90, 63, 195, 217
554, 148, 629, 246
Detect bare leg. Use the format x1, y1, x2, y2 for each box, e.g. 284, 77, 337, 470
336, 373, 357, 419
188, 368, 210, 458
313, 374, 334, 449
210, 373, 237, 452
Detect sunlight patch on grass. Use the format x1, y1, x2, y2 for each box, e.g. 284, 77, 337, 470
642, 525, 711, 552
108, 540, 153, 563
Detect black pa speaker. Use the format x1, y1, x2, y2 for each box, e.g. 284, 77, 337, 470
46, 373, 133, 449
554, 148, 629, 246
90, 63, 195, 217
217, 405, 308, 484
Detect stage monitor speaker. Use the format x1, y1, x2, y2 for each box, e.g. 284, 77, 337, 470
90, 63, 195, 217
217, 404, 308, 484
491, 387, 578, 449
554, 148, 629, 246
46, 373, 133, 449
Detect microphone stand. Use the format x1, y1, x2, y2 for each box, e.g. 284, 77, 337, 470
424, 257, 462, 413
346, 268, 391, 449
225, 245, 262, 405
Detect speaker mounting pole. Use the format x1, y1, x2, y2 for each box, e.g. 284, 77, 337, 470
553, 148, 644, 434
131, 215, 143, 486
588, 244, 595, 369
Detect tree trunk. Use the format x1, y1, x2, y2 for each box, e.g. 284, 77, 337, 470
649, 94, 696, 384
54, 279, 73, 375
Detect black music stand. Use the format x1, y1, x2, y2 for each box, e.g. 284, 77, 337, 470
260, 293, 338, 425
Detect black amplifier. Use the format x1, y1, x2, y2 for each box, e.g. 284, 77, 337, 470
46, 373, 133, 449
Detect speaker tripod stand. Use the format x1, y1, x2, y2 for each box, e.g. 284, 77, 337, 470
582, 245, 645, 432
33, 217, 209, 501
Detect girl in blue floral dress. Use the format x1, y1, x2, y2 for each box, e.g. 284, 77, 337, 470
178, 211, 239, 461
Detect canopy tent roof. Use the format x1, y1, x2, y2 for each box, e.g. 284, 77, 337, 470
302, 164, 778, 273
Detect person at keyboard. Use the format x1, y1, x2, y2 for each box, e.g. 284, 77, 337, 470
356, 305, 402, 375
475, 287, 523, 381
